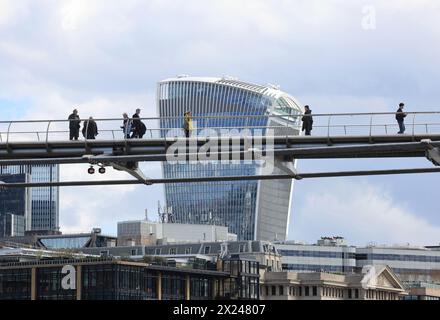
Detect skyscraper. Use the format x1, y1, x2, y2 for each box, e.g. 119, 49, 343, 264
0, 165, 59, 232
157, 76, 302, 241
0, 174, 31, 237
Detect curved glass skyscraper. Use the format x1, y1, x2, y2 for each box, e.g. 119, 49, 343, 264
157, 76, 302, 241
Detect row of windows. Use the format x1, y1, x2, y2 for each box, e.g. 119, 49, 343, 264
282, 264, 355, 273
357, 253, 440, 263
0, 269, 32, 300
279, 250, 356, 259
159, 81, 271, 125
264, 285, 348, 298
264, 285, 396, 300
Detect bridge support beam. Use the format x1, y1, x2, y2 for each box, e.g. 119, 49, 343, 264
426, 148, 440, 166
83, 155, 153, 185
250, 147, 299, 179
421, 139, 440, 166
110, 161, 152, 184
273, 157, 298, 177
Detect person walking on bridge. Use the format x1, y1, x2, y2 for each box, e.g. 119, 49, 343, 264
121, 113, 132, 139
301, 105, 313, 136
68, 109, 81, 140
131, 108, 146, 138
396, 102, 407, 134
82, 116, 98, 139
183, 111, 193, 138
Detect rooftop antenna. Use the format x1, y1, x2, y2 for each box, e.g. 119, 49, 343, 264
145, 209, 148, 221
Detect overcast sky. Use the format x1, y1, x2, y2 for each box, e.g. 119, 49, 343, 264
1, 0, 439, 246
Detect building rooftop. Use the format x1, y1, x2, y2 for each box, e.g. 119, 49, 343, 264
158, 75, 296, 100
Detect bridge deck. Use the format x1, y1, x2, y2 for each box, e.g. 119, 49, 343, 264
0, 134, 439, 164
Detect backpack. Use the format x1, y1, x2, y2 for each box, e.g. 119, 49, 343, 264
139, 121, 147, 135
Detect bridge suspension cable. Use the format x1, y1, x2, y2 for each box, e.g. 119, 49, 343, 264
1, 167, 440, 188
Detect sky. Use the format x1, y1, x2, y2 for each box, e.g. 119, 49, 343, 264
0, 0, 439, 246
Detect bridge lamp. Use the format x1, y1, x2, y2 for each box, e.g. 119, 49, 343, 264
98, 167, 106, 174
88, 166, 95, 175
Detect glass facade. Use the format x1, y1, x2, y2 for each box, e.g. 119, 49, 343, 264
0, 268, 31, 300
0, 165, 59, 231
356, 253, 440, 263
282, 264, 353, 273
0, 259, 259, 300
37, 267, 76, 300
40, 236, 91, 249
158, 78, 302, 240
0, 174, 29, 237
280, 250, 356, 259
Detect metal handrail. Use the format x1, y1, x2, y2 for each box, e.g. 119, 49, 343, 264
1, 111, 440, 124
0, 112, 439, 144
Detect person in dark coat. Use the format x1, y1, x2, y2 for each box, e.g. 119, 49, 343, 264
131, 108, 146, 138
68, 109, 81, 140
301, 105, 313, 136
396, 102, 407, 134
82, 117, 98, 139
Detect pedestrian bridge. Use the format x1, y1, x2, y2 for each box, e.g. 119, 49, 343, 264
1, 111, 440, 187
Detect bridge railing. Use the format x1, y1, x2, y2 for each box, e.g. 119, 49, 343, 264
0, 112, 440, 143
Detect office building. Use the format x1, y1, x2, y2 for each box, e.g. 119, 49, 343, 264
81, 240, 282, 273
356, 244, 440, 283
260, 265, 407, 300
0, 247, 260, 300
157, 76, 303, 241
275, 237, 357, 273
0, 174, 32, 237
275, 237, 440, 286
0, 165, 59, 232
403, 282, 440, 300
117, 220, 237, 246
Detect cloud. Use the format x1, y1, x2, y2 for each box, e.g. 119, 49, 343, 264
291, 179, 440, 246
59, 162, 164, 234
1, 0, 439, 240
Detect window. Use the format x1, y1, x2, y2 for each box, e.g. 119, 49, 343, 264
298, 287, 302, 296
355, 289, 359, 299
271, 286, 276, 296
305, 287, 309, 296
155, 248, 161, 255
348, 289, 352, 299
312, 286, 317, 296
185, 247, 192, 254
265, 286, 269, 296
131, 249, 137, 256
279, 286, 284, 296
204, 246, 210, 254
169, 248, 177, 255
239, 244, 245, 253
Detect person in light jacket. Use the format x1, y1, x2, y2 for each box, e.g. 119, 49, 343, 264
183, 111, 193, 138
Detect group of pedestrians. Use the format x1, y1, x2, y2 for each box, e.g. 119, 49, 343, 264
121, 108, 147, 139
68, 109, 98, 140
301, 102, 408, 136
67, 108, 147, 141
68, 102, 408, 140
